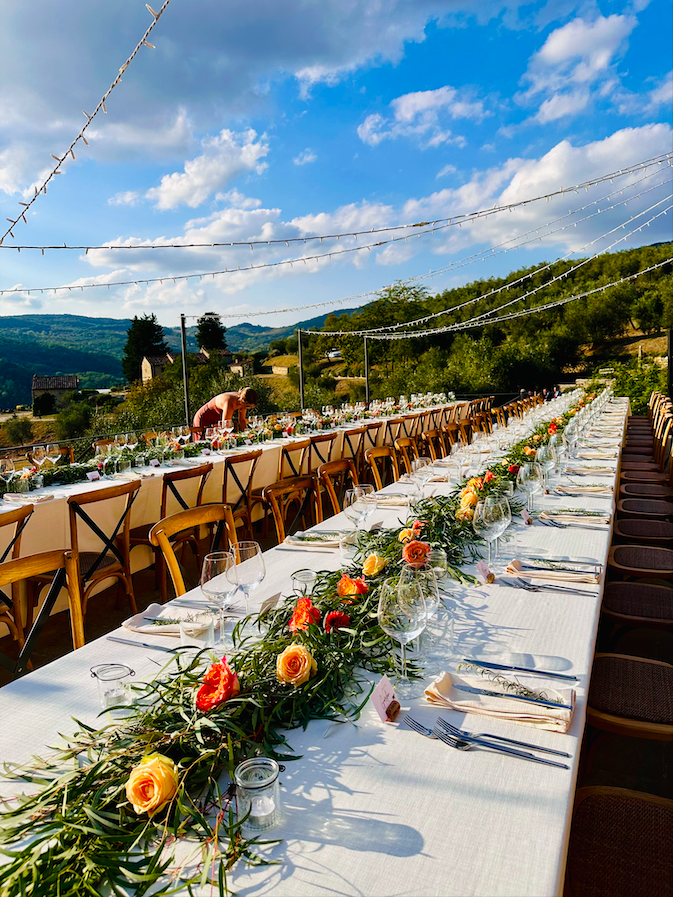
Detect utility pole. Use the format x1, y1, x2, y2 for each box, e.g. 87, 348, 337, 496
180, 313, 190, 427
364, 336, 370, 405
297, 329, 305, 410
668, 330, 672, 398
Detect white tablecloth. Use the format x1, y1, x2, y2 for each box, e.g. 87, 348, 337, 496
0, 399, 626, 895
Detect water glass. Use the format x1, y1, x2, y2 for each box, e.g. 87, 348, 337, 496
378, 576, 426, 698
291, 570, 317, 596
234, 757, 281, 832
339, 531, 357, 561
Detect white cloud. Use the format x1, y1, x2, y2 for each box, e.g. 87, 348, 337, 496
535, 90, 590, 123
293, 148, 317, 166
646, 71, 673, 111
145, 129, 269, 210
215, 189, 263, 209
108, 190, 141, 207
358, 85, 485, 148
437, 163, 457, 178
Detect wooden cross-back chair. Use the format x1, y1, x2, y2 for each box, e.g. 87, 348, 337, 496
318, 459, 359, 517
422, 429, 446, 461
68, 479, 141, 620
494, 406, 508, 429
395, 437, 419, 476
341, 425, 367, 470
458, 418, 473, 444
0, 504, 34, 643
382, 417, 404, 449
263, 476, 323, 544
308, 432, 338, 472
365, 446, 400, 491
442, 423, 460, 450
149, 504, 236, 599
279, 438, 311, 480
0, 550, 83, 673
129, 462, 213, 602
221, 449, 263, 540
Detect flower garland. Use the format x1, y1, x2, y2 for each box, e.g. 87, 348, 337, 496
0, 391, 592, 896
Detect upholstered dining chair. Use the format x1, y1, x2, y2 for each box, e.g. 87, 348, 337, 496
600, 580, 673, 650
616, 497, 673, 519
364, 446, 400, 491
317, 459, 359, 517
263, 476, 323, 544
612, 518, 673, 546
149, 503, 236, 599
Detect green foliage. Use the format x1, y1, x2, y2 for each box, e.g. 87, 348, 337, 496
632, 289, 664, 335
55, 400, 94, 440
589, 357, 667, 415
121, 314, 169, 383
3, 416, 33, 446
196, 311, 228, 351
32, 392, 56, 416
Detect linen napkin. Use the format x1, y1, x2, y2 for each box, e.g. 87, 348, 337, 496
283, 531, 342, 549
507, 558, 600, 583
122, 602, 214, 638
428, 473, 450, 483
375, 493, 410, 508
555, 483, 613, 497
539, 511, 610, 527
3, 492, 55, 504
563, 466, 615, 476
425, 671, 575, 733
577, 449, 618, 459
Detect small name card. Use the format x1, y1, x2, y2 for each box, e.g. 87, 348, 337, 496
150, 459, 160, 467
370, 675, 400, 722
87, 471, 100, 481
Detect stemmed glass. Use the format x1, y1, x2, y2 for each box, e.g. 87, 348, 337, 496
46, 444, 61, 467
126, 433, 139, 453
472, 496, 509, 565
0, 458, 15, 492
201, 551, 237, 647
517, 461, 544, 512
377, 576, 427, 698
343, 485, 375, 530
227, 541, 266, 617
31, 445, 47, 472
536, 444, 556, 490
411, 457, 433, 489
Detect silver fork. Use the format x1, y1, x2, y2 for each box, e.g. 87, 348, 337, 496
540, 517, 566, 529
435, 717, 571, 758
431, 725, 569, 768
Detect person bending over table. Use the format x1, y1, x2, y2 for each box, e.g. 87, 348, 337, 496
193, 388, 258, 436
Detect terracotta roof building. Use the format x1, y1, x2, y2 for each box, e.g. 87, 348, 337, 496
31, 374, 80, 409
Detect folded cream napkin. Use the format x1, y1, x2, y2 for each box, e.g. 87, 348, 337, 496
428, 474, 450, 483
283, 533, 341, 549
507, 558, 600, 583
3, 492, 55, 504
375, 493, 410, 507
577, 450, 618, 459
425, 671, 575, 733
539, 511, 610, 526
122, 602, 213, 638
563, 466, 615, 476
555, 483, 613, 496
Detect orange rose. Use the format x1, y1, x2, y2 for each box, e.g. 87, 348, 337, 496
196, 657, 240, 712
362, 553, 387, 576
402, 539, 431, 567
276, 644, 317, 687
460, 490, 479, 509
126, 753, 179, 816
288, 597, 321, 632
337, 573, 369, 598
533, 434, 541, 443
523, 446, 536, 457
398, 528, 414, 543
456, 506, 474, 522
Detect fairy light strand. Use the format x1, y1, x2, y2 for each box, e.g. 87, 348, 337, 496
0, 0, 172, 247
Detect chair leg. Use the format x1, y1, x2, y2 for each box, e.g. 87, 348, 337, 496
124, 572, 137, 614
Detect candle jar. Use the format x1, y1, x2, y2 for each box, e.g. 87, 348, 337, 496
91, 663, 135, 711
234, 757, 281, 832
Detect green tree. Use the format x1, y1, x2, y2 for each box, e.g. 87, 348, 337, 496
33, 393, 56, 417
196, 312, 227, 352
632, 290, 664, 335
55, 402, 93, 439
4, 416, 33, 446
121, 314, 169, 383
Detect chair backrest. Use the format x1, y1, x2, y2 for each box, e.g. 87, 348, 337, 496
382, 417, 404, 447
474, 411, 492, 434
279, 438, 311, 479
142, 431, 158, 446
443, 423, 460, 449
400, 414, 421, 440
221, 449, 262, 514
364, 446, 400, 491
92, 439, 114, 452
0, 504, 34, 615
67, 480, 142, 583
308, 432, 338, 472
458, 418, 473, 444
422, 429, 446, 461
263, 476, 323, 543
149, 503, 236, 598
317, 459, 359, 517
160, 462, 213, 518
341, 425, 367, 466
395, 437, 419, 476
495, 406, 507, 428
363, 421, 383, 450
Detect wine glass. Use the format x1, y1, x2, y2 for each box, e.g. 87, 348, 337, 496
46, 443, 61, 467
411, 457, 433, 488
536, 444, 556, 490
227, 541, 266, 616
201, 551, 237, 647
343, 485, 375, 530
517, 462, 544, 513
0, 458, 15, 491
472, 496, 509, 565
126, 433, 139, 453
31, 445, 47, 471
377, 576, 427, 698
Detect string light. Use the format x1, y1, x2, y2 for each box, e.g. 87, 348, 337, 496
0, 0, 172, 247
1, 152, 671, 253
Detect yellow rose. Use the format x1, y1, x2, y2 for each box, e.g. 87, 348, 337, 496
456, 506, 474, 522
398, 528, 414, 543
276, 644, 317, 687
460, 490, 479, 509
362, 553, 387, 576
125, 753, 179, 817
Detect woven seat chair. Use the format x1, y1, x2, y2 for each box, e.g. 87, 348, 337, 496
263, 476, 323, 544
613, 518, 673, 545
617, 497, 673, 519
619, 482, 673, 500
601, 581, 673, 649
587, 653, 673, 739
608, 544, 673, 578
149, 504, 236, 599
394, 437, 419, 476
565, 786, 673, 897
317, 459, 359, 517
364, 446, 400, 491
620, 467, 668, 484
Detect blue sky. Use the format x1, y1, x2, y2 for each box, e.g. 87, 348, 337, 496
0, 0, 671, 327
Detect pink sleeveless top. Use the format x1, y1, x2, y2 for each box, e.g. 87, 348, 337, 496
193, 396, 222, 430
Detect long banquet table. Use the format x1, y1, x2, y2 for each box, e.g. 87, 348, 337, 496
0, 399, 628, 896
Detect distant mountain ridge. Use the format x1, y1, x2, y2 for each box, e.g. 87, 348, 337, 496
0, 309, 362, 406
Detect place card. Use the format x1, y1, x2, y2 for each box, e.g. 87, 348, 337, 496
87, 471, 100, 481
150, 459, 160, 467
370, 675, 400, 722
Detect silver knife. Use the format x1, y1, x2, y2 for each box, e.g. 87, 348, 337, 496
452, 682, 572, 710
106, 635, 177, 653
462, 658, 578, 682
525, 580, 598, 596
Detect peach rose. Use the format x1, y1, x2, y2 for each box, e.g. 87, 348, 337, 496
402, 539, 431, 567
398, 528, 414, 543
362, 553, 387, 576
276, 644, 317, 687
196, 657, 240, 711
337, 573, 369, 598
456, 506, 474, 522
460, 490, 479, 509
125, 753, 179, 817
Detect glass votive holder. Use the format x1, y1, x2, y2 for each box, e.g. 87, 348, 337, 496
180, 614, 216, 649
116, 458, 132, 475
339, 531, 357, 561
134, 453, 147, 469
503, 481, 515, 497
234, 757, 281, 832
90, 663, 135, 711
291, 569, 317, 596
32, 474, 44, 489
